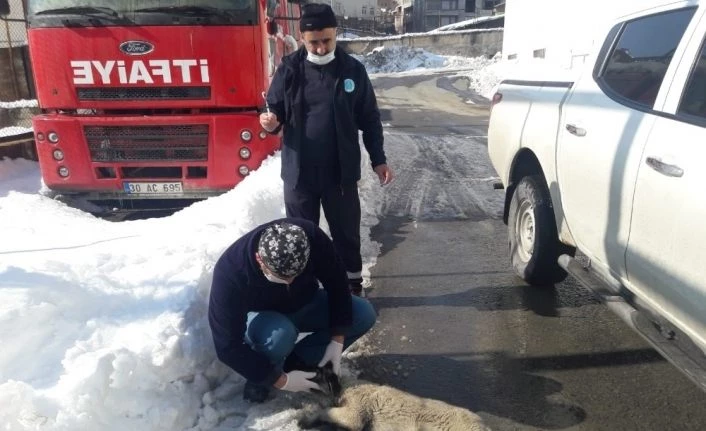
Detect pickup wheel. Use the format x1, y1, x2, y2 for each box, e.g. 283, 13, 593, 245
508, 175, 574, 285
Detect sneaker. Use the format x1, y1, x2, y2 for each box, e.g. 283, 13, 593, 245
243, 380, 270, 403
349, 277, 363, 296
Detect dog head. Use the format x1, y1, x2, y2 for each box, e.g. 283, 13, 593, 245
311, 363, 342, 398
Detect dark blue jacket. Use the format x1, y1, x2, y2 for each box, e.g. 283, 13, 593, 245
266, 46, 386, 186
208, 218, 352, 386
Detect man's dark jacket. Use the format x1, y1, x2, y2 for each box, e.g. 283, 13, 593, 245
266, 46, 386, 186
208, 218, 353, 386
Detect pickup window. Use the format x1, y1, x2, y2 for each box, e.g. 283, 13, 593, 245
599, 7, 696, 108
678, 39, 706, 120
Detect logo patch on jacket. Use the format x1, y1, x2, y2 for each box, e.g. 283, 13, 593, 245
344, 78, 355, 93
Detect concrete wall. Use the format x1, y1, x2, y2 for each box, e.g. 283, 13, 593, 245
339, 28, 503, 58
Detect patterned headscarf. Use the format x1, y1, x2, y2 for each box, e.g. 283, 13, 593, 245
257, 222, 311, 277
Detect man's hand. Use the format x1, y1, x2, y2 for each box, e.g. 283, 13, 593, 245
318, 338, 344, 375
373, 164, 394, 186
274, 370, 319, 393
259, 112, 280, 132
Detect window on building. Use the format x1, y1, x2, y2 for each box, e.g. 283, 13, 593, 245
426, 15, 440, 29
362, 6, 367, 15
440, 16, 458, 25
441, 0, 458, 10
600, 7, 695, 107
533, 48, 546, 59
465, 0, 475, 13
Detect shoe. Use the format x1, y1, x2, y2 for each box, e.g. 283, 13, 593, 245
349, 277, 363, 296
243, 380, 270, 403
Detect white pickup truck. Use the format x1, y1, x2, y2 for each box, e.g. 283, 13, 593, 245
488, 0, 706, 390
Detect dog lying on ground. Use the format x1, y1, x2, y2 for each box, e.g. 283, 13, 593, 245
298, 365, 491, 431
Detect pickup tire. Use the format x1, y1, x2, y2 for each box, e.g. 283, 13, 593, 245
508, 175, 574, 285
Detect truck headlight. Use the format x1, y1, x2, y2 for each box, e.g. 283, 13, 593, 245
53, 149, 64, 161
239, 147, 251, 159
241, 130, 252, 142
48, 132, 59, 143
259, 131, 267, 139
238, 165, 249, 176
58, 166, 69, 177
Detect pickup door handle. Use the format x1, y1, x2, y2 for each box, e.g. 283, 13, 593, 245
646, 156, 684, 177
565, 123, 587, 137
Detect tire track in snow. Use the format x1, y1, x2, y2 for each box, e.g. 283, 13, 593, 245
380, 132, 503, 221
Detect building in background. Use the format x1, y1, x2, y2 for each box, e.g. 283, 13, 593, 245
394, 0, 414, 34
416, 0, 501, 32
332, 0, 397, 34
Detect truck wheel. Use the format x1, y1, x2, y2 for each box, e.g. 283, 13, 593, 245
508, 175, 574, 285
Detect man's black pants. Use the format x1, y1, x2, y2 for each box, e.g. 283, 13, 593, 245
284, 167, 362, 280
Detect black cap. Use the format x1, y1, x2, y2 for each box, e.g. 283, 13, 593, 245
300, 3, 338, 32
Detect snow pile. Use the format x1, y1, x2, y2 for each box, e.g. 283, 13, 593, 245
0, 126, 33, 138
430, 15, 504, 33
0, 99, 38, 109
354, 45, 498, 74
0, 153, 383, 431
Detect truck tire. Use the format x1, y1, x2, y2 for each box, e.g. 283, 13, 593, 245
508, 175, 574, 285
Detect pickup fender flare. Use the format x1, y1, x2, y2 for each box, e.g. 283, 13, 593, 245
503, 149, 545, 224
504, 148, 577, 247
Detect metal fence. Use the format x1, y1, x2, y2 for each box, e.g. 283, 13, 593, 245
0, 1, 35, 133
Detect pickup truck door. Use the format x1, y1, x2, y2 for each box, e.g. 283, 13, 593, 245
626, 10, 706, 351
556, 7, 697, 279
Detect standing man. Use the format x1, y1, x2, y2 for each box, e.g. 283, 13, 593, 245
259, 3, 394, 296
208, 218, 377, 403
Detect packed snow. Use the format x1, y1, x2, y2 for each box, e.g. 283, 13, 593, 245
0, 100, 38, 109
352, 45, 499, 75
430, 14, 504, 33
0, 126, 33, 138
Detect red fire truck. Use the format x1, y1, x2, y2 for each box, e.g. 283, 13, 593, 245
0, 0, 302, 212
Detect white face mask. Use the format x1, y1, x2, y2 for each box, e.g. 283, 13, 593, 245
263, 271, 289, 284
307, 50, 336, 66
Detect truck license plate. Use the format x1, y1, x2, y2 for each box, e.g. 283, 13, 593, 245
123, 182, 183, 195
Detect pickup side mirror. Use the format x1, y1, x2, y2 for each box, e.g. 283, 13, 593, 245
0, 0, 10, 16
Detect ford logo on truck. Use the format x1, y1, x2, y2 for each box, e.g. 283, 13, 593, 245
119, 41, 154, 56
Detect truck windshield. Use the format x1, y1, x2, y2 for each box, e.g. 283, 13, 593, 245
28, 0, 258, 27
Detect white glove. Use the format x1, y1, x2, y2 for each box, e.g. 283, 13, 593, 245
280, 370, 319, 393
318, 339, 343, 375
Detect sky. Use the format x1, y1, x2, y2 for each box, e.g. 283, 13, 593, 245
0, 46, 508, 430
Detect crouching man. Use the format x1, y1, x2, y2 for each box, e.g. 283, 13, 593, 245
208, 218, 377, 403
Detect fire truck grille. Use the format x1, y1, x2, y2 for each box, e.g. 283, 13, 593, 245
77, 86, 211, 100
85, 125, 209, 162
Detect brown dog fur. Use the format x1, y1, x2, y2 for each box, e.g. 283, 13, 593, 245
298, 376, 491, 431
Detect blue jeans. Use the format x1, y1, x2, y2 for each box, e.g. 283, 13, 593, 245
245, 289, 376, 372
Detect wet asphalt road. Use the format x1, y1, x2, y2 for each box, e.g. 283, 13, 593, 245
358, 70, 706, 430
